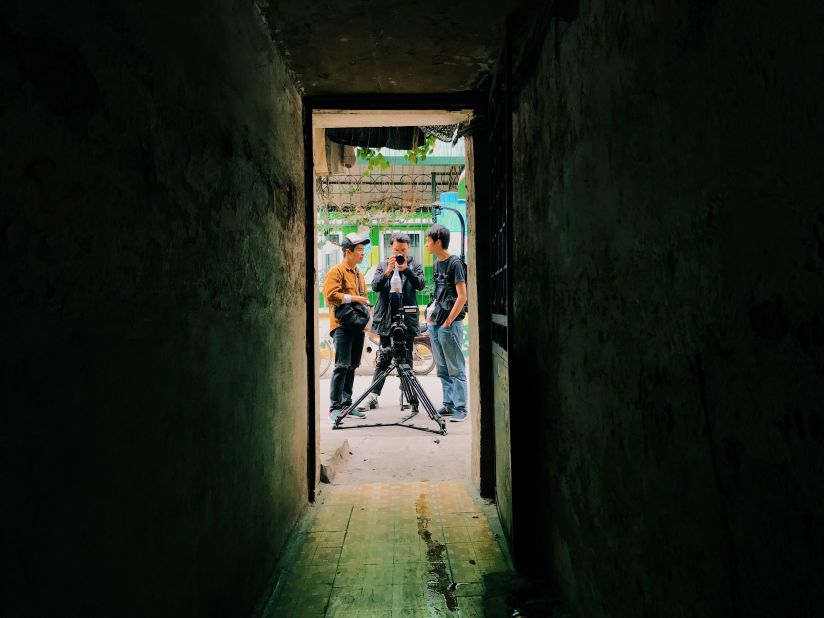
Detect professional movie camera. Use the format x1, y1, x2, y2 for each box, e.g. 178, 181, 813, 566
388, 293, 417, 360
334, 287, 446, 435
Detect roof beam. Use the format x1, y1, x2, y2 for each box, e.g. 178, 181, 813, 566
313, 109, 474, 129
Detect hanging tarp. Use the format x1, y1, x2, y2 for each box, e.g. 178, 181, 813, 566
327, 127, 422, 150
327, 125, 460, 149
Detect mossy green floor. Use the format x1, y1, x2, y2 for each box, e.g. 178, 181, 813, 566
262, 481, 514, 617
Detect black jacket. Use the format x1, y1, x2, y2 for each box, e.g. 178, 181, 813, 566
371, 257, 426, 336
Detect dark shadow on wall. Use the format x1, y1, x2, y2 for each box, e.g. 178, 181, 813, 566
2, 1, 307, 615
503, 1, 824, 617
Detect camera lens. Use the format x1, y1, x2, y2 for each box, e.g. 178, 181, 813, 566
395, 254, 405, 265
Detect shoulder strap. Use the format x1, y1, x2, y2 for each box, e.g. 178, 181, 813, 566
438, 256, 463, 301
434, 258, 448, 302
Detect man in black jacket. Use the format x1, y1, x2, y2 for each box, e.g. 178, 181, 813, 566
360, 232, 425, 410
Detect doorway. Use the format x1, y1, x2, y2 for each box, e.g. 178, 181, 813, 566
303, 95, 492, 498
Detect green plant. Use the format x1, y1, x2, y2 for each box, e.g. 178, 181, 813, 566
345, 179, 362, 198
356, 147, 390, 174
403, 134, 437, 165
356, 133, 437, 175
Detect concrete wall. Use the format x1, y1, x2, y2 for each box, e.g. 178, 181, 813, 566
465, 138, 494, 495
510, 1, 824, 616
2, 1, 306, 615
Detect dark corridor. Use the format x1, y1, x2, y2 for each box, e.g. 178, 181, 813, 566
4, 1, 824, 617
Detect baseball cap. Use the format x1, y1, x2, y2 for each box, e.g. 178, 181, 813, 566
341, 231, 371, 250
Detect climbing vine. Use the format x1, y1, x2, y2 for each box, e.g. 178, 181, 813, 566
355, 148, 390, 173
403, 134, 437, 165
317, 133, 442, 241
356, 133, 437, 175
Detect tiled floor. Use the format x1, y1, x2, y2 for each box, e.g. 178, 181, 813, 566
261, 481, 514, 617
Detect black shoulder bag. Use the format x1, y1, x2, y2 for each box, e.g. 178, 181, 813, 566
335, 271, 370, 332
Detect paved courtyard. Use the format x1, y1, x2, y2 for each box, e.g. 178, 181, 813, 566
318, 318, 472, 485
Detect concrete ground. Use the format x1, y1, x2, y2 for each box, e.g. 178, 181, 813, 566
319, 346, 472, 485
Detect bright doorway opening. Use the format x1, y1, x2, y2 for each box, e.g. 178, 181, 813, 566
306, 104, 480, 490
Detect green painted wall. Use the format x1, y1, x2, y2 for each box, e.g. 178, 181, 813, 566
3, 1, 307, 615
318, 213, 436, 308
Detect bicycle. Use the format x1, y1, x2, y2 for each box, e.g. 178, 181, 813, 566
318, 333, 379, 377
318, 329, 435, 378
318, 335, 334, 377
366, 330, 435, 376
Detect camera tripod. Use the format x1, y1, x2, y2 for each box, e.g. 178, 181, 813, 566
333, 348, 447, 436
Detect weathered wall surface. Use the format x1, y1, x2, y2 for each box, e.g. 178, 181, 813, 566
511, 1, 824, 616
465, 138, 495, 495
2, 1, 306, 615
466, 138, 483, 488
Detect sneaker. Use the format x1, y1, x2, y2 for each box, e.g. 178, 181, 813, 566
329, 409, 342, 424
348, 407, 367, 419
358, 395, 379, 412
450, 409, 468, 422
437, 406, 453, 416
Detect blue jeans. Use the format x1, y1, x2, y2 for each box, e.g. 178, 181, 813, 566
430, 321, 467, 413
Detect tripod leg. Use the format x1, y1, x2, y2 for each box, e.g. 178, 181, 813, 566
400, 374, 418, 416
399, 375, 409, 410
397, 364, 446, 435
408, 373, 445, 433
337, 364, 397, 424
399, 364, 417, 403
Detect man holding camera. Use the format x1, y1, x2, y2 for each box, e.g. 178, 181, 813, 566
360, 232, 426, 410
322, 232, 371, 424
424, 224, 468, 422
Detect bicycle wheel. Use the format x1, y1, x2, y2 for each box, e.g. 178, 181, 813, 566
318, 337, 333, 377
412, 342, 435, 375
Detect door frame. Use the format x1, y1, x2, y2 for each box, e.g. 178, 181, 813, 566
302, 93, 494, 501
